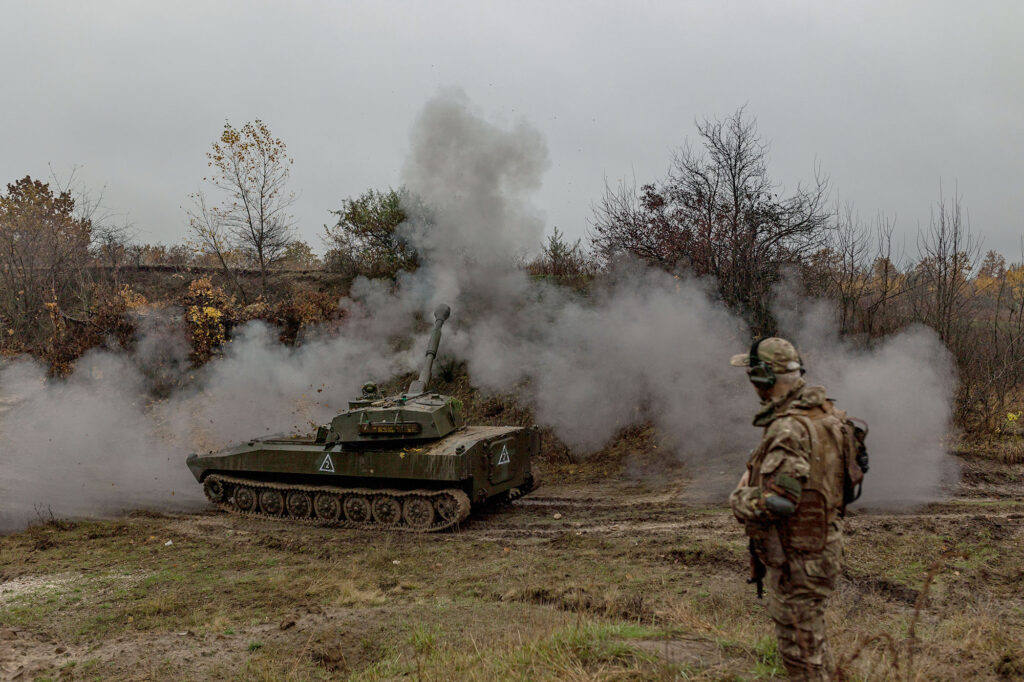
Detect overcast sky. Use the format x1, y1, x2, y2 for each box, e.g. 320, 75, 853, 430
2, 1, 1022, 257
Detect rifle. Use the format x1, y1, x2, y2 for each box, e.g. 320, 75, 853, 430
747, 539, 766, 599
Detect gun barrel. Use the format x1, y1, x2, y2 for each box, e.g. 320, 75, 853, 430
407, 304, 450, 396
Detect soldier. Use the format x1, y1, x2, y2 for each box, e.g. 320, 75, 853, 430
729, 337, 846, 681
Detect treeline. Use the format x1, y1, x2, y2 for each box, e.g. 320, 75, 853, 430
590, 110, 1021, 434
2, 111, 1021, 434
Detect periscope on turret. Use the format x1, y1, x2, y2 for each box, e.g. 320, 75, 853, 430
185, 304, 537, 531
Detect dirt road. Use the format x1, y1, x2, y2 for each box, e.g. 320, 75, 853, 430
1, 456, 1022, 680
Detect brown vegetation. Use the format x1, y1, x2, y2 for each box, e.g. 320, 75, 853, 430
591, 108, 831, 334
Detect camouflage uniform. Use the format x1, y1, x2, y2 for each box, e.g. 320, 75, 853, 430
729, 341, 846, 682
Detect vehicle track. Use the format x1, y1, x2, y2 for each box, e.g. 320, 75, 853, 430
204, 473, 471, 532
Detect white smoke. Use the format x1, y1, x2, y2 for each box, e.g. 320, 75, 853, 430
0, 314, 411, 531
0, 89, 958, 530
774, 292, 959, 506
0, 351, 198, 529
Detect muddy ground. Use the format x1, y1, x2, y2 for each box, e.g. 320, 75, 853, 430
1, 455, 1023, 681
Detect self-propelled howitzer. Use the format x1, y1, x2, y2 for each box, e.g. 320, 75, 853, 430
186, 304, 537, 531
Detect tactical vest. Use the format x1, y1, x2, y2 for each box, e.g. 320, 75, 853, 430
750, 388, 846, 554
782, 402, 846, 552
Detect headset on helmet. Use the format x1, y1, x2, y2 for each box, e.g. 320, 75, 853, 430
747, 338, 775, 387
747, 337, 805, 388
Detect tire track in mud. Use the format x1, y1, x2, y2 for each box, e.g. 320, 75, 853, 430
461, 491, 1024, 541
162, 487, 1024, 544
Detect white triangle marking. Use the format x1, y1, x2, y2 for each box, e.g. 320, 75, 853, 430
320, 453, 335, 473
497, 444, 511, 466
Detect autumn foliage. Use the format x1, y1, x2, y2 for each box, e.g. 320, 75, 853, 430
0, 176, 92, 355
182, 277, 237, 365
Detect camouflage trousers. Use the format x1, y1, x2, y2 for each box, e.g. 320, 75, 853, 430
764, 536, 842, 681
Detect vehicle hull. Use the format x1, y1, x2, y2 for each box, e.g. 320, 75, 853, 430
187, 424, 537, 506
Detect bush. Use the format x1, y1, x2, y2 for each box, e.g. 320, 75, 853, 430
182, 277, 237, 366
43, 285, 146, 376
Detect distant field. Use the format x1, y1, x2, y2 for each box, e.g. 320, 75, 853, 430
2, 455, 1023, 681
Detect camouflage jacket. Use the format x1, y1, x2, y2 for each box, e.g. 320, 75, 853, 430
730, 379, 845, 557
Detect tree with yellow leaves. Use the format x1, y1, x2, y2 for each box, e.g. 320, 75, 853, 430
187, 120, 296, 300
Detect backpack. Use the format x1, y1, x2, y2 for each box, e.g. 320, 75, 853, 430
840, 415, 870, 508
794, 402, 870, 512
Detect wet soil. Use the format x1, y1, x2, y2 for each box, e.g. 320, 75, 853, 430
1, 458, 1022, 680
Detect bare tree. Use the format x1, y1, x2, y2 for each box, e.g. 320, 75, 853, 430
823, 204, 872, 335
49, 165, 137, 286
814, 208, 910, 340
185, 190, 247, 302
591, 108, 831, 333
858, 216, 906, 338
909, 188, 980, 351
90, 219, 135, 283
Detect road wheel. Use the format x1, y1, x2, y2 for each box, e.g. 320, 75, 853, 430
371, 496, 402, 525
286, 491, 313, 518
315, 493, 341, 521
434, 493, 460, 523
259, 489, 284, 515
234, 486, 256, 512
402, 496, 434, 529
342, 495, 371, 523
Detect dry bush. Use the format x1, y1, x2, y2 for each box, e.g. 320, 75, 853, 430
42, 284, 146, 375
182, 276, 238, 366
268, 289, 343, 345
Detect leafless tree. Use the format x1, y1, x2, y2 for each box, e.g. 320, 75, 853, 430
49, 165, 137, 286
909, 188, 980, 351
591, 108, 831, 333
820, 204, 872, 335
186, 190, 247, 302
858, 216, 906, 338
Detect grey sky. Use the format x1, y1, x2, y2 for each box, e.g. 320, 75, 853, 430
2, 1, 1022, 257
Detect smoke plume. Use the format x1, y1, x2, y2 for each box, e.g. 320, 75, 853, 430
774, 290, 959, 506
0, 89, 958, 530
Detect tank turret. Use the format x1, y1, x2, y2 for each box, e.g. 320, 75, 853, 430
318, 304, 463, 445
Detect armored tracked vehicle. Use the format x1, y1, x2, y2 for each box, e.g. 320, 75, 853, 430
186, 304, 537, 531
